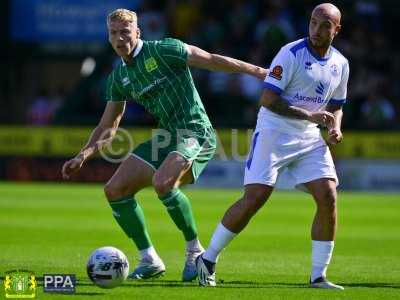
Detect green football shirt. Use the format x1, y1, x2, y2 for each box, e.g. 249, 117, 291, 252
106, 38, 212, 133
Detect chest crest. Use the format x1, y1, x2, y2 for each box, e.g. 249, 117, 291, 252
145, 57, 158, 72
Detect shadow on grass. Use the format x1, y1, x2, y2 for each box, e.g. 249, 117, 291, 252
75, 279, 307, 289
212, 280, 307, 289
341, 282, 400, 289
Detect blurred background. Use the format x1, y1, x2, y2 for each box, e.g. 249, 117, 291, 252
1, 0, 399, 190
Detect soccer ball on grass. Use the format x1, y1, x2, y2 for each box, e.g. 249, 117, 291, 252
86, 246, 129, 288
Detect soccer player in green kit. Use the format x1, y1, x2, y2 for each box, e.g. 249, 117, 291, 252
62, 8, 267, 281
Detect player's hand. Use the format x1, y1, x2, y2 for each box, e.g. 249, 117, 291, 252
62, 155, 85, 179
308, 111, 335, 128
327, 128, 343, 144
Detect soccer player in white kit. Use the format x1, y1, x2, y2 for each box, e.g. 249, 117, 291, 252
197, 3, 348, 290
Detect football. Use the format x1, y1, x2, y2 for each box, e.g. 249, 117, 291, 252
86, 246, 129, 289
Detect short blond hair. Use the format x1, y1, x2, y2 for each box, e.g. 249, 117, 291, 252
107, 8, 137, 26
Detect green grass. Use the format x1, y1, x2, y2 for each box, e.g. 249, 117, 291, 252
0, 182, 399, 299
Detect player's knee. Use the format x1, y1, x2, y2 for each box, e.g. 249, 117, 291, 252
104, 182, 119, 201
315, 187, 337, 211
152, 172, 174, 196
104, 181, 129, 202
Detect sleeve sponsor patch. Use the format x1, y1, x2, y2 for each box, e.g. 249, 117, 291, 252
269, 65, 283, 80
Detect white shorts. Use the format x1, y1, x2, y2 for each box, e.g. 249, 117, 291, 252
244, 129, 338, 190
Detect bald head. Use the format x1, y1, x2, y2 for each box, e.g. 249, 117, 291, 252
312, 3, 341, 25
309, 3, 342, 50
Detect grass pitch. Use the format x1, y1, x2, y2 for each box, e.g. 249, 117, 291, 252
0, 182, 399, 299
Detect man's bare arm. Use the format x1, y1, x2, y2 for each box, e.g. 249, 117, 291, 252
260, 89, 335, 127
326, 103, 343, 130
326, 102, 344, 144
186, 45, 268, 80
62, 101, 125, 179
78, 101, 126, 161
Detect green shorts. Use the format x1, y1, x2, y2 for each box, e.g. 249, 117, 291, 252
131, 127, 217, 183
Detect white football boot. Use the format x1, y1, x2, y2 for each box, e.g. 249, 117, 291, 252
310, 276, 344, 290
196, 254, 216, 287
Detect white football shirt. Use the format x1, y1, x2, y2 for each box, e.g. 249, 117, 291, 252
259, 37, 349, 135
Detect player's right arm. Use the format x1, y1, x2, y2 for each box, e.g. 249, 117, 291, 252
260, 89, 335, 127
186, 44, 268, 80
62, 101, 126, 179
156, 38, 268, 80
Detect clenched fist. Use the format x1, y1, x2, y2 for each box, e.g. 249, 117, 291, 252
62, 155, 85, 179
327, 128, 343, 144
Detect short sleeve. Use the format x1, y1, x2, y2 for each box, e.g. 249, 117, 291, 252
263, 47, 295, 95
329, 61, 349, 106
105, 72, 125, 102
156, 38, 188, 67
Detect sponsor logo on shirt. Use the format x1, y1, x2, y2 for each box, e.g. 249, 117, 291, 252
269, 65, 283, 80
145, 57, 158, 72
134, 76, 167, 98
305, 61, 312, 70
293, 93, 325, 103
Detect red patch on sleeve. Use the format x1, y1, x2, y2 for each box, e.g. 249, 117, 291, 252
269, 65, 283, 80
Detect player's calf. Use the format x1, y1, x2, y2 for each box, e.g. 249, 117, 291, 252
222, 185, 272, 233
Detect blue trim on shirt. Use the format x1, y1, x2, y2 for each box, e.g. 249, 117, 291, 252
246, 132, 260, 170
329, 98, 346, 105
263, 82, 284, 95
289, 39, 307, 57
305, 38, 332, 62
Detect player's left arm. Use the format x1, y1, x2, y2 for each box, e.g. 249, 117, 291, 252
325, 61, 350, 145
186, 44, 268, 80
326, 103, 343, 144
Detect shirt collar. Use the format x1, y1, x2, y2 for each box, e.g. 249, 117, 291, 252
121, 39, 143, 66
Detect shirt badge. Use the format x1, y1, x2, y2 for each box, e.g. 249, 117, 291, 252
269, 65, 283, 80
145, 57, 158, 72
330, 64, 339, 76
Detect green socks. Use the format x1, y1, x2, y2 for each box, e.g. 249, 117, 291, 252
109, 196, 152, 250
159, 188, 197, 241
109, 190, 197, 250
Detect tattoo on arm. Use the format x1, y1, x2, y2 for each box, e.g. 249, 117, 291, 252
268, 97, 311, 120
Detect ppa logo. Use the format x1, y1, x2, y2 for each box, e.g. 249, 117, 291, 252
43, 274, 76, 293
